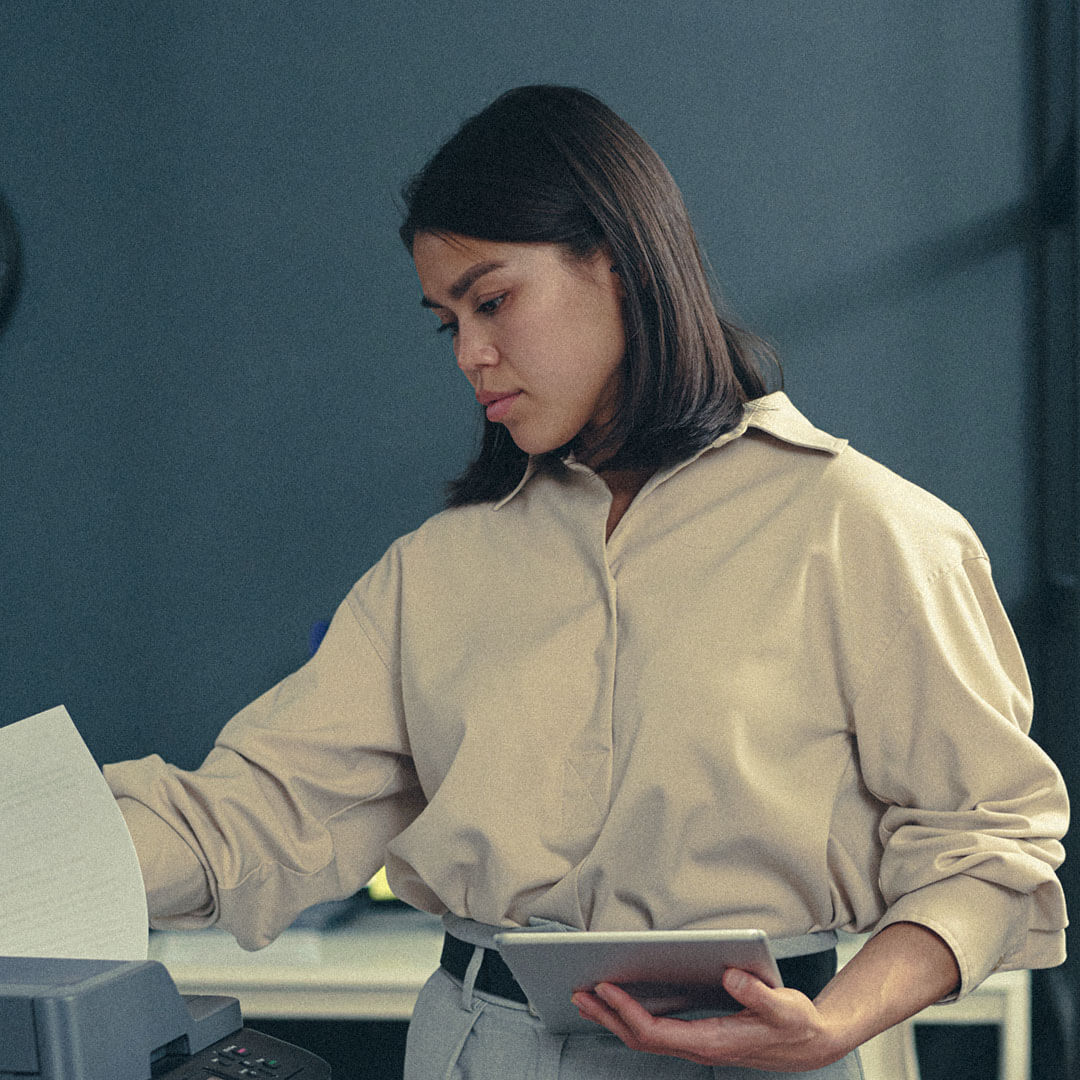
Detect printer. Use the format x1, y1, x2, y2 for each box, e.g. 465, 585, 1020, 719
0, 956, 330, 1079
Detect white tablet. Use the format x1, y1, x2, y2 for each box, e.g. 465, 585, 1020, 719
493, 928, 782, 1034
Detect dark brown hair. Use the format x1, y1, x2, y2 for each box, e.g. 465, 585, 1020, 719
400, 85, 780, 506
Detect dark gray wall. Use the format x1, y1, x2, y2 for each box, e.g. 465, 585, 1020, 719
1, 2, 1035, 770
7, 3, 1078, 1075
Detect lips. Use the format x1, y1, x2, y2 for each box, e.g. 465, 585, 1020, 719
475, 389, 517, 405
476, 390, 522, 422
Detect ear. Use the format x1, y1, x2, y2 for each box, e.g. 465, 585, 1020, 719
604, 246, 649, 297
597, 248, 627, 299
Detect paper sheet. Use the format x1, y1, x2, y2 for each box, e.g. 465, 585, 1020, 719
0, 705, 149, 960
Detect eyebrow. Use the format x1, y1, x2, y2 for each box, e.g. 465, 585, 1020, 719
420, 260, 506, 309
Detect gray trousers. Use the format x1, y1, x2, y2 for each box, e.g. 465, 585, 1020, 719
403, 918, 864, 1080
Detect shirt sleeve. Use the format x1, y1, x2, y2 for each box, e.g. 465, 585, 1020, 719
103, 574, 424, 950
850, 554, 1069, 997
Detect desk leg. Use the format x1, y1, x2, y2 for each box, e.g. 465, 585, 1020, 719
999, 976, 1030, 1080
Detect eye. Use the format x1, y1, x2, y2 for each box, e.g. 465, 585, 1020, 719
433, 293, 506, 338
476, 293, 507, 316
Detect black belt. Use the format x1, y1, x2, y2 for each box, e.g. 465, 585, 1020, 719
440, 931, 837, 1008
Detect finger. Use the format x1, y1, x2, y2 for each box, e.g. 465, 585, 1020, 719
722, 968, 790, 1016
573, 987, 644, 1044
581, 977, 826, 1070
587, 984, 719, 1063
594, 982, 659, 1016
576, 985, 662, 1042
722, 968, 821, 1038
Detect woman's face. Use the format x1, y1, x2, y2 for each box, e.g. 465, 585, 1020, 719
413, 232, 626, 464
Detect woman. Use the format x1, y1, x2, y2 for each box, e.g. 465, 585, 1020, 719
105, 86, 1068, 1078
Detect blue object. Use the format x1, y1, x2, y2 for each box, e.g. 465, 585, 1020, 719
307, 619, 330, 656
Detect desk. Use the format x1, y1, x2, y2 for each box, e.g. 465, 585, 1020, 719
148, 914, 1030, 1079
149, 908, 444, 1021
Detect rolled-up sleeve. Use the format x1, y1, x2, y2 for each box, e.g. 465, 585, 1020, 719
104, 570, 424, 950
852, 554, 1069, 996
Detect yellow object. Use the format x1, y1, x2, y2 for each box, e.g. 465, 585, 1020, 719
366, 866, 396, 901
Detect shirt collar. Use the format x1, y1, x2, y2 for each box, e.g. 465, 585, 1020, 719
493, 455, 544, 509
740, 391, 848, 455
491, 391, 845, 509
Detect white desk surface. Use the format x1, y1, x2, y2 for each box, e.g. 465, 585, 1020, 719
149, 907, 445, 1020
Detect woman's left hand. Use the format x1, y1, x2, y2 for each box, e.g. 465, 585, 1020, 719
572, 921, 962, 1071
572, 967, 848, 1072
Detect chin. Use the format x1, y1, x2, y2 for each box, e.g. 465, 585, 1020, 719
504, 426, 561, 457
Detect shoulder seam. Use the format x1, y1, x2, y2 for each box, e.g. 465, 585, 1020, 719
344, 589, 394, 676
848, 553, 991, 715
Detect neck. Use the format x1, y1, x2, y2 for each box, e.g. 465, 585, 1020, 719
599, 466, 652, 540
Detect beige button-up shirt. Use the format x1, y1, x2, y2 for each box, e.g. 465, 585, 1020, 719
105, 393, 1068, 997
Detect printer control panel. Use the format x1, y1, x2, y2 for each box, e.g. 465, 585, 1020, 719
154, 1027, 331, 1080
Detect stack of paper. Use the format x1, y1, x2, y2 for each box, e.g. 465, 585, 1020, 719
0, 705, 148, 960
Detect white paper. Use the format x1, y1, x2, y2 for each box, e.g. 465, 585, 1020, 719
0, 705, 149, 960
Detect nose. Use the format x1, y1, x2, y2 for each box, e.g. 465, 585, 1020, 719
454, 326, 498, 376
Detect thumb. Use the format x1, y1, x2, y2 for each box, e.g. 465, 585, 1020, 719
722, 967, 781, 1013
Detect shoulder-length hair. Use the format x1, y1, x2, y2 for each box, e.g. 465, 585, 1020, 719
399, 85, 780, 506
